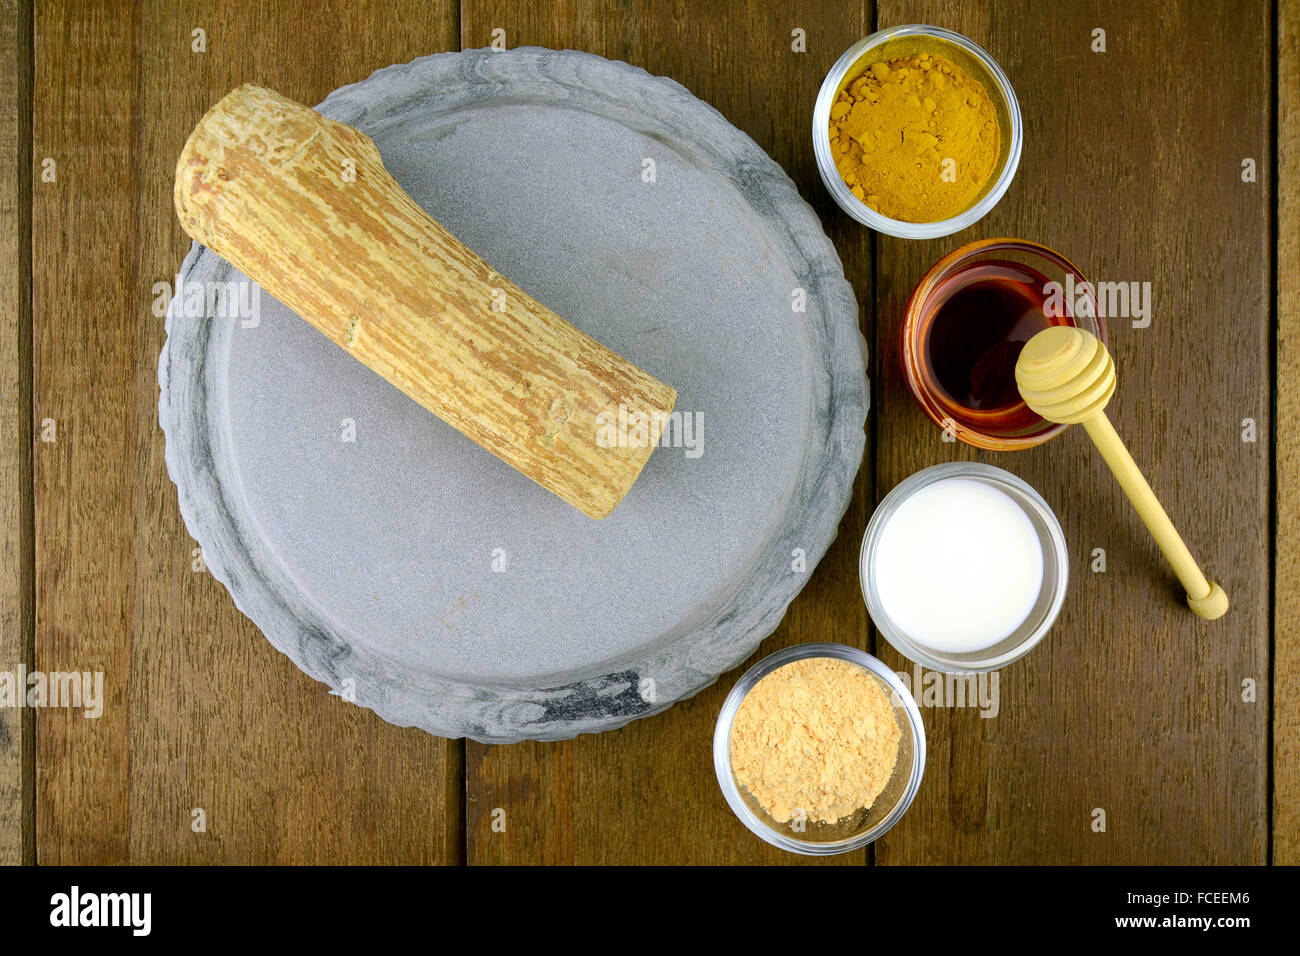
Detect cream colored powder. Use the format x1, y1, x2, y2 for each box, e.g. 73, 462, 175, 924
729, 657, 901, 825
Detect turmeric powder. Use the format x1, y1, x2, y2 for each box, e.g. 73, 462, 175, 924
829, 51, 1000, 223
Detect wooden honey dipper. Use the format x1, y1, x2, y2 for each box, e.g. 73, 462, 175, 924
1015, 326, 1228, 620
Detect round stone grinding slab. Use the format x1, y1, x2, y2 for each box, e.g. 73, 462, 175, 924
159, 48, 867, 742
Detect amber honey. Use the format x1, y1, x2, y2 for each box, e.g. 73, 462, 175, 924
902, 239, 1106, 451
914, 259, 1067, 436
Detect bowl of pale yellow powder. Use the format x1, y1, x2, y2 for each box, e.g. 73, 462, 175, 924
812, 25, 1022, 239
713, 643, 926, 854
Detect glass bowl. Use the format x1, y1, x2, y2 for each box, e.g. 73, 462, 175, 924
812, 24, 1022, 238
860, 462, 1069, 673
713, 643, 926, 855
902, 237, 1110, 451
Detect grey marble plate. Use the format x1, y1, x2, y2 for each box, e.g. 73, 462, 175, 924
159, 48, 867, 742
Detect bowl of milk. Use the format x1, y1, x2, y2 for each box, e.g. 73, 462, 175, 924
860, 462, 1068, 672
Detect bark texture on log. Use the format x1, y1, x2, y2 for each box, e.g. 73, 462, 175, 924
175, 84, 676, 518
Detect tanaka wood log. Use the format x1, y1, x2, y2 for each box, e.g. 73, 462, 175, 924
174, 84, 676, 518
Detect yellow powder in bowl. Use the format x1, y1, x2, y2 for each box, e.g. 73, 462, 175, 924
828, 51, 1001, 222
729, 657, 901, 825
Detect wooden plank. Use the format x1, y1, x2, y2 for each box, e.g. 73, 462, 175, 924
1276, 0, 1299, 866
129, 0, 463, 865
34, 0, 463, 863
873, 0, 1270, 863
460, 0, 875, 865
0, 0, 32, 867
32, 0, 142, 865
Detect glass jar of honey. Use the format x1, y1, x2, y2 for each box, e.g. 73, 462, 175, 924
902, 238, 1109, 450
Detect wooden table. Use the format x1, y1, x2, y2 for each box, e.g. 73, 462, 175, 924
1, 0, 1293, 865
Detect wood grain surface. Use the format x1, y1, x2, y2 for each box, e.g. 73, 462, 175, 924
0, 0, 32, 867
3, 0, 1287, 864
1276, 0, 1298, 866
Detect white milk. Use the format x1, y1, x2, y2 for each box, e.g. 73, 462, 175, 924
871, 477, 1043, 653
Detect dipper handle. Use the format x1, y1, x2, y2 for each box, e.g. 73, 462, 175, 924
174, 84, 676, 519
1016, 326, 1227, 620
